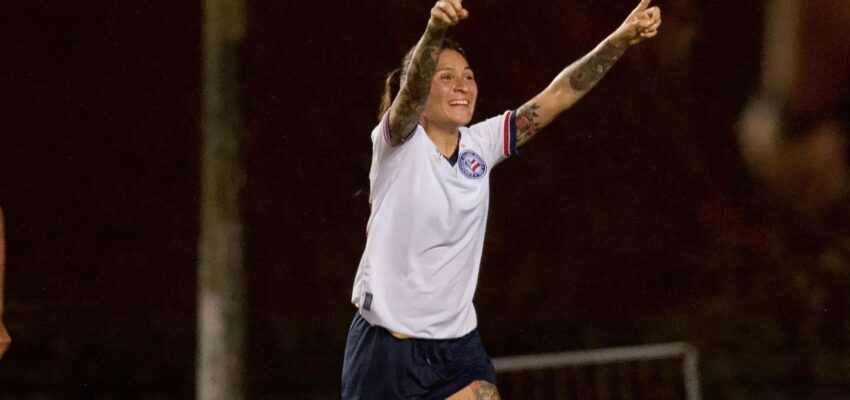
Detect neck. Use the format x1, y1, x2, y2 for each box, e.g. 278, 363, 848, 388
424, 123, 460, 157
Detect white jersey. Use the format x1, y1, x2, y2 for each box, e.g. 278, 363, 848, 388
351, 110, 518, 339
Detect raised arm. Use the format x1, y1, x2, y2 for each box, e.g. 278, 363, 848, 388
387, 0, 469, 144
514, 0, 661, 146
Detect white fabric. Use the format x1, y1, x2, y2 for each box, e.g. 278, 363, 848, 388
351, 111, 517, 339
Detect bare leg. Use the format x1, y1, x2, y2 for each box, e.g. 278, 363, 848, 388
446, 380, 501, 400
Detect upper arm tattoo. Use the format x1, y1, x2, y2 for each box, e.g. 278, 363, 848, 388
516, 102, 541, 146
389, 29, 446, 144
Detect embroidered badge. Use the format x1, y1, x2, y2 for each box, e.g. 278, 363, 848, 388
458, 150, 487, 179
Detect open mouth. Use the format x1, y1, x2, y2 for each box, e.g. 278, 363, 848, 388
448, 99, 470, 106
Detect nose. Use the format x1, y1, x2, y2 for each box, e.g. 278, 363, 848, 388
454, 79, 469, 93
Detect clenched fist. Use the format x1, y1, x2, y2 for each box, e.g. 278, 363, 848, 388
428, 0, 469, 30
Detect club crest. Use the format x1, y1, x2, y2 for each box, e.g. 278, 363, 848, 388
458, 150, 487, 179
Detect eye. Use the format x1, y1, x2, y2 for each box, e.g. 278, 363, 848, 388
440, 75, 452, 81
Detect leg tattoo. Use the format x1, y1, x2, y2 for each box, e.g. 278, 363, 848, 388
473, 381, 501, 400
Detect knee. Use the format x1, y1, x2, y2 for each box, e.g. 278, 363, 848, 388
470, 380, 501, 400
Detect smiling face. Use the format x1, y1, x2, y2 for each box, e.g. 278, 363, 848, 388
421, 49, 478, 132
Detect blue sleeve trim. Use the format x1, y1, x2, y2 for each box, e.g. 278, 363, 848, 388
509, 110, 519, 156
382, 112, 417, 147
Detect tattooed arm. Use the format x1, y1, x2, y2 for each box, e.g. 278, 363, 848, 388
515, 0, 661, 146
387, 0, 469, 144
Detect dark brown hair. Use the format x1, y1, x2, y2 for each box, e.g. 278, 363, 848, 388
378, 38, 468, 121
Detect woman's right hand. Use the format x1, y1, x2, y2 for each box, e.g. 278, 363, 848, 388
428, 0, 469, 30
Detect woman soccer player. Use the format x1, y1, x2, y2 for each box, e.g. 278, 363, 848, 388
343, 1, 661, 398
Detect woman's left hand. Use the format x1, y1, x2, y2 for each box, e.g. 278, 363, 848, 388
611, 0, 661, 46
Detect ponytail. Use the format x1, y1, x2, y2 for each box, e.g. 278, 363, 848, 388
378, 67, 402, 121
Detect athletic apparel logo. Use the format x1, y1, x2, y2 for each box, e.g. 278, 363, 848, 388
363, 292, 373, 311
458, 150, 487, 179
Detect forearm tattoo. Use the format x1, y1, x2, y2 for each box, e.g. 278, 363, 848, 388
390, 29, 446, 142
514, 40, 626, 147
567, 40, 626, 93
515, 102, 541, 146
474, 381, 501, 400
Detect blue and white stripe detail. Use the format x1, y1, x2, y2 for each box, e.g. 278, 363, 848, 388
382, 112, 417, 147
503, 110, 519, 156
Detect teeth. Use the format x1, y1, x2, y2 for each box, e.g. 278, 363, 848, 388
449, 100, 469, 105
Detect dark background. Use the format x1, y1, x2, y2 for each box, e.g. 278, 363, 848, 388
2, 0, 850, 399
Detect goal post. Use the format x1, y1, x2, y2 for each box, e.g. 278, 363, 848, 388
492, 342, 700, 400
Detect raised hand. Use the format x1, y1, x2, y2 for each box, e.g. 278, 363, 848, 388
612, 0, 662, 46
428, 0, 469, 30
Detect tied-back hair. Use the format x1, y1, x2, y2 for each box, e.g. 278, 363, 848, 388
377, 38, 468, 121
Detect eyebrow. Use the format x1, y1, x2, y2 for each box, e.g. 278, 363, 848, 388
436, 66, 474, 72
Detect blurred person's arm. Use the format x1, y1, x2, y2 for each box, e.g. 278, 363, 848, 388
514, 0, 661, 147
738, 0, 850, 210
0, 207, 9, 358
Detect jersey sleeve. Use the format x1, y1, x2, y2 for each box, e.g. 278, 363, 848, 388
371, 111, 417, 162
465, 110, 518, 167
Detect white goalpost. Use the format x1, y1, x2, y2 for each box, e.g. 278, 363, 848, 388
492, 342, 700, 400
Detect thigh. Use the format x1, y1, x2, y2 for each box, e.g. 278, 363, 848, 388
342, 312, 392, 399
423, 330, 497, 399
341, 312, 417, 399
446, 380, 501, 400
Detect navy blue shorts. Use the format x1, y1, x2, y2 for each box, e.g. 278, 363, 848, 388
341, 310, 496, 399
